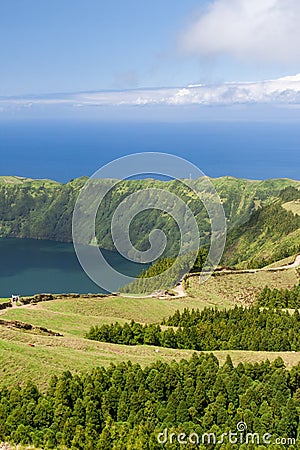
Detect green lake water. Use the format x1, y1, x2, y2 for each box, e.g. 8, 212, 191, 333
0, 238, 145, 297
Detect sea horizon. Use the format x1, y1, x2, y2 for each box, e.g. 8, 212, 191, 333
1, 119, 299, 182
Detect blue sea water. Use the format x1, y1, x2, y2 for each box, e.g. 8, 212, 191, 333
0, 120, 299, 182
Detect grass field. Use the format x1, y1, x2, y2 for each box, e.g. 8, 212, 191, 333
185, 268, 299, 305
1, 324, 300, 390
265, 254, 297, 268
1, 296, 207, 334
0, 295, 218, 387
1, 284, 300, 388
282, 200, 300, 216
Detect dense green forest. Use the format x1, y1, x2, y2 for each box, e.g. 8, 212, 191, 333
257, 283, 300, 308
0, 355, 299, 449
86, 306, 300, 352
0, 176, 299, 268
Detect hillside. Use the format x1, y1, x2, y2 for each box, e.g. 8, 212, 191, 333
1, 292, 300, 388
185, 265, 299, 305
224, 186, 300, 267
0, 175, 299, 266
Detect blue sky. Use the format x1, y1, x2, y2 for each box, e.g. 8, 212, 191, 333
0, 1, 300, 180
0, 0, 208, 95
1, 0, 299, 95
1, 0, 300, 120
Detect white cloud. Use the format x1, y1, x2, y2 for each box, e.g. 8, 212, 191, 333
1, 73, 300, 110
64, 74, 300, 106
180, 0, 300, 64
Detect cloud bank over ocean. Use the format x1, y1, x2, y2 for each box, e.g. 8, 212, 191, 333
1, 74, 300, 113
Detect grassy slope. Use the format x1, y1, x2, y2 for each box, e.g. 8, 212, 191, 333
1, 279, 300, 388
283, 200, 300, 216
266, 254, 298, 268
2, 328, 300, 390
0, 176, 61, 187
186, 268, 299, 305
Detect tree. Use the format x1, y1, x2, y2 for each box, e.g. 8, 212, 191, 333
71, 425, 85, 449
277, 398, 299, 438
34, 398, 53, 428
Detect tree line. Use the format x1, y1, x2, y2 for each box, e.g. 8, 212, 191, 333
85, 306, 300, 352
0, 354, 299, 449
257, 283, 300, 309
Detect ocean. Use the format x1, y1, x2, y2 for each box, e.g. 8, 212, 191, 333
0, 120, 299, 182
